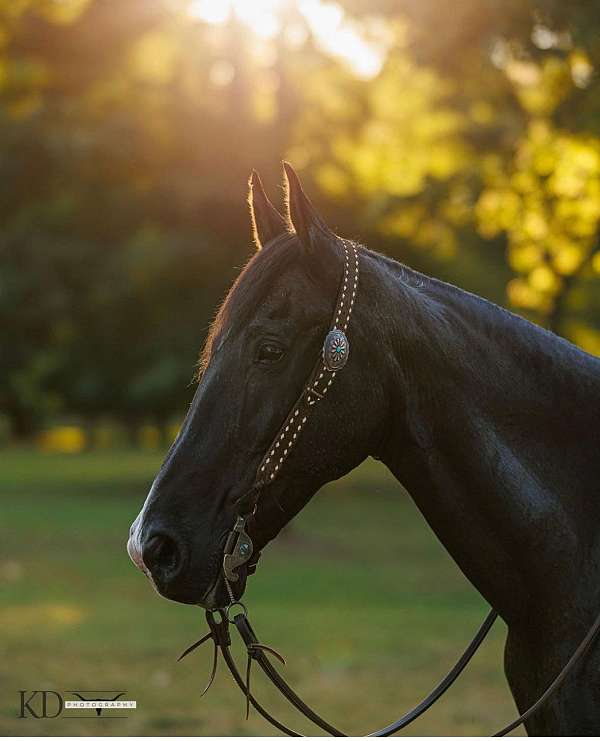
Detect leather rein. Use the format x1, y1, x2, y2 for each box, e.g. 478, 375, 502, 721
179, 239, 600, 735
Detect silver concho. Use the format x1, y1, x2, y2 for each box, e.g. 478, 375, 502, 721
323, 329, 349, 371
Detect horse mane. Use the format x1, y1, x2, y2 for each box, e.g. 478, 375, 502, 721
197, 233, 600, 392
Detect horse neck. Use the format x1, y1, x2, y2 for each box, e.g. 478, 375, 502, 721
362, 250, 600, 624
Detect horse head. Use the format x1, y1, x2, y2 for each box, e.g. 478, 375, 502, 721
127, 164, 386, 606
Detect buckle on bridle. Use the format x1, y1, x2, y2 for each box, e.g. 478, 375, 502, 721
223, 515, 254, 583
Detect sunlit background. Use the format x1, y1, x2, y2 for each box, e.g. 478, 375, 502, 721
1, 0, 599, 735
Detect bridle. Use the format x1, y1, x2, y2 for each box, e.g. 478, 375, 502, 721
222, 237, 360, 597
179, 238, 600, 736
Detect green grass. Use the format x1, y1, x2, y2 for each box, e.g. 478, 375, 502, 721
0, 449, 522, 736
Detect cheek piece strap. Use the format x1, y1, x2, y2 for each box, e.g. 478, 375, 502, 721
177, 238, 600, 735
223, 238, 359, 592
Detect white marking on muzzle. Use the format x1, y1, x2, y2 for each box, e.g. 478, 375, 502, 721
127, 515, 149, 576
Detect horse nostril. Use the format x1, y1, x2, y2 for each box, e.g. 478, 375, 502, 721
142, 533, 182, 581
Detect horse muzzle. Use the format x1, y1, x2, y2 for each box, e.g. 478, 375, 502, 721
127, 517, 201, 603
127, 515, 246, 607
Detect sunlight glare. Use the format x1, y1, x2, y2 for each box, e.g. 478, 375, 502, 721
187, 0, 388, 78
235, 0, 283, 39
300, 0, 386, 78
188, 0, 231, 25
188, 0, 283, 38
298, 0, 386, 79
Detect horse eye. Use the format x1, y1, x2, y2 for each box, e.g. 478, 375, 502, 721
257, 342, 285, 365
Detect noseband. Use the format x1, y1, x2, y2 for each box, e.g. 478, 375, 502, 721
179, 239, 600, 736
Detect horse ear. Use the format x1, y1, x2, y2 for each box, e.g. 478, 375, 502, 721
248, 170, 289, 250
283, 162, 335, 253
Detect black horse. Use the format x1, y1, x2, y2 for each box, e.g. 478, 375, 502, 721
128, 163, 600, 735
